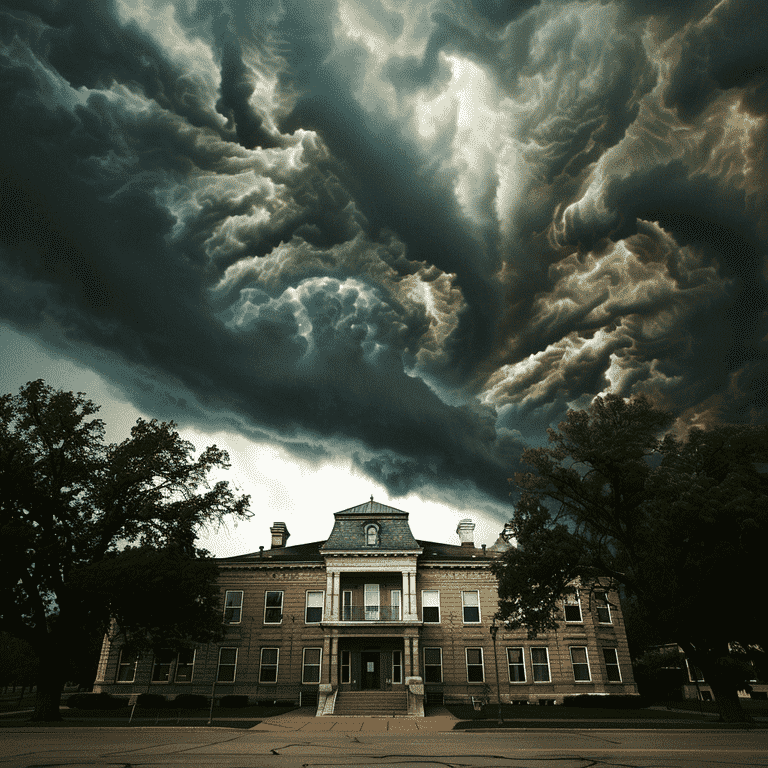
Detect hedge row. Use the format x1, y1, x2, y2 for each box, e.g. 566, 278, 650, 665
65, 692, 295, 710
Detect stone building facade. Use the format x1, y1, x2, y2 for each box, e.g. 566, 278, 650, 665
94, 499, 637, 714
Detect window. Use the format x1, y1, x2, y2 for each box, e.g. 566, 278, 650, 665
174, 649, 195, 682
507, 647, 526, 682
259, 647, 279, 683
217, 647, 238, 682
595, 592, 612, 624
340, 650, 351, 684
342, 590, 353, 621
465, 648, 485, 682
264, 591, 283, 624
686, 659, 705, 683
603, 648, 622, 682
390, 589, 401, 620
564, 589, 582, 622
151, 649, 174, 682
531, 647, 551, 682
223, 590, 243, 623
570, 646, 591, 681
462, 590, 481, 623
302, 648, 322, 683
392, 650, 403, 684
116, 649, 137, 682
422, 590, 440, 623
364, 583, 380, 621
305, 591, 324, 623
365, 524, 379, 546
424, 647, 443, 683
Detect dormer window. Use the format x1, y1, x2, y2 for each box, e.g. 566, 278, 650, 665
365, 524, 379, 546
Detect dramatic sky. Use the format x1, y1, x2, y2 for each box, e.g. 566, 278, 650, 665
1, 0, 766, 554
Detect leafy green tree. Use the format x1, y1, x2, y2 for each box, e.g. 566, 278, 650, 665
0, 380, 250, 720
492, 394, 768, 722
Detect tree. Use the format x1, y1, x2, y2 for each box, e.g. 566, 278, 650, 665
492, 393, 768, 723
0, 380, 250, 720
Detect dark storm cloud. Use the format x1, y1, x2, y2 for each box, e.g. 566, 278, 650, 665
1, 0, 767, 517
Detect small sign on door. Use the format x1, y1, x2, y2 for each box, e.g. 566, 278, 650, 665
367, 662, 375, 672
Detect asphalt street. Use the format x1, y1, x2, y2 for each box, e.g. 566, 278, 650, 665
1, 727, 767, 768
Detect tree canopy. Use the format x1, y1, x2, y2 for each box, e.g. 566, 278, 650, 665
0, 380, 250, 720
492, 393, 768, 721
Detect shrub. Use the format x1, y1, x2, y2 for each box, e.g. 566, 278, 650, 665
136, 693, 167, 708
562, 694, 647, 709
172, 693, 209, 709
66, 692, 125, 710
219, 694, 249, 708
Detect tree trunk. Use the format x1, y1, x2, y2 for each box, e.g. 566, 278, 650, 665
31, 669, 64, 722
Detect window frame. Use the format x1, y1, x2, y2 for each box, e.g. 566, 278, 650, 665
465, 647, 485, 683
302, 647, 322, 684
116, 649, 138, 683
507, 647, 526, 683
342, 590, 353, 621
264, 590, 284, 624
563, 589, 583, 623
390, 589, 402, 621
365, 523, 379, 546
602, 648, 622, 682
305, 590, 324, 624
174, 648, 195, 683
217, 647, 238, 683
423, 647, 443, 683
392, 650, 403, 684
340, 650, 351, 684
223, 590, 243, 624
462, 590, 481, 624
151, 649, 174, 683
531, 647, 551, 682
421, 590, 440, 623
595, 592, 612, 624
570, 646, 592, 682
258, 647, 279, 684
364, 583, 380, 621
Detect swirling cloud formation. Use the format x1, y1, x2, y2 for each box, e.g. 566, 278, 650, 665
1, 0, 765, 518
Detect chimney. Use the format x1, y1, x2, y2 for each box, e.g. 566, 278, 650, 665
456, 518, 475, 548
270, 522, 290, 549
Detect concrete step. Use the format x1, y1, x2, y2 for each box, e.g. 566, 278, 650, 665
333, 691, 408, 715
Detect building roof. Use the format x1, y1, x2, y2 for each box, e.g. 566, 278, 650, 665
321, 499, 422, 552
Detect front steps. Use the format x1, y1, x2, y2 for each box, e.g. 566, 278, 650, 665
331, 690, 408, 716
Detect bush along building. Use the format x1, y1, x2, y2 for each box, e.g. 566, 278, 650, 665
94, 500, 638, 715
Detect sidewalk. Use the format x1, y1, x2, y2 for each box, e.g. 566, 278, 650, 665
250, 706, 460, 733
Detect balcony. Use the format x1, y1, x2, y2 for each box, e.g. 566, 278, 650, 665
339, 605, 402, 622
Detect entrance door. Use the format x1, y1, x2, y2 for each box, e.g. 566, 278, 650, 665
361, 651, 380, 690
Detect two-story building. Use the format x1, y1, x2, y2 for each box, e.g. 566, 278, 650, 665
94, 499, 637, 714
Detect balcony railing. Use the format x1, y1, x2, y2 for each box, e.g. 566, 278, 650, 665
339, 605, 402, 621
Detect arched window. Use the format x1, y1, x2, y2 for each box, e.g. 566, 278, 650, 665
366, 524, 379, 546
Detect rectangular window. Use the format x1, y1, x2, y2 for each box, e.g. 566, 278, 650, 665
687, 659, 705, 683
507, 647, 526, 682
603, 648, 622, 682
365, 583, 380, 621
462, 591, 481, 623
424, 647, 443, 683
342, 590, 352, 621
305, 590, 324, 624
340, 650, 351, 684
392, 650, 403, 684
422, 590, 440, 623
570, 646, 591, 681
302, 648, 322, 683
259, 647, 279, 683
390, 589, 402, 620
264, 591, 283, 624
595, 592, 612, 623
217, 647, 238, 683
223, 590, 243, 623
564, 590, 582, 622
174, 648, 195, 682
531, 647, 551, 682
465, 648, 485, 682
116, 649, 137, 682
151, 649, 174, 682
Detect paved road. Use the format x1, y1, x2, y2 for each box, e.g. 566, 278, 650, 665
1, 727, 767, 768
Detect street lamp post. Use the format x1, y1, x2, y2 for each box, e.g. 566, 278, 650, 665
489, 618, 504, 725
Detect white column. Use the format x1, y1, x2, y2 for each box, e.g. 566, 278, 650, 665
401, 571, 410, 619
412, 635, 420, 677
332, 571, 341, 620
408, 571, 417, 620
325, 570, 334, 619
